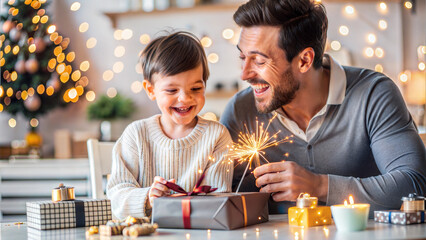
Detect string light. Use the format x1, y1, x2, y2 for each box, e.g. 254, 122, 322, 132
113, 61, 124, 73
70, 2, 81, 11
419, 62, 425, 71
37, 84, 45, 94
29, 44, 36, 53
103, 70, 114, 81
86, 37, 97, 48
207, 53, 219, 63
68, 88, 78, 99
0, 86, 4, 97
12, 45, 19, 55
8, 118, 17, 128
339, 26, 349, 36
364, 47, 374, 58
201, 36, 212, 48
367, 33, 377, 44
80, 61, 90, 71
404, 1, 413, 9
79, 22, 89, 33
131, 81, 143, 93
375, 47, 384, 58
47, 25, 56, 34
71, 70, 81, 81
30, 118, 39, 128
66, 52, 75, 62
114, 46, 125, 57
344, 5, 355, 16
86, 91, 96, 102
114, 29, 123, 40
106, 87, 117, 98
57, 52, 65, 63
399, 72, 409, 83
46, 86, 54, 96
139, 34, 150, 44
378, 2, 387, 13
11, 71, 17, 81
121, 29, 133, 40
222, 29, 234, 40
330, 41, 341, 51
375, 64, 384, 73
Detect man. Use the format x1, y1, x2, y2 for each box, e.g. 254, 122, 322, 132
221, 0, 425, 214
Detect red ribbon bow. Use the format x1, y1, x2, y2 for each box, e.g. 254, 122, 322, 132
164, 170, 217, 196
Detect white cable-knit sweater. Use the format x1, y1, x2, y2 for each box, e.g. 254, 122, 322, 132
106, 115, 233, 219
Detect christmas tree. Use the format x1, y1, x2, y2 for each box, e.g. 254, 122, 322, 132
0, 0, 88, 124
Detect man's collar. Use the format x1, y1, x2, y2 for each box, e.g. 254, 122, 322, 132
323, 53, 346, 105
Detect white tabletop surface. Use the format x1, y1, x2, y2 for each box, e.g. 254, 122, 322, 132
2, 215, 426, 240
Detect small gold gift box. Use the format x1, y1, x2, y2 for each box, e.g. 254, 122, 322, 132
288, 193, 332, 228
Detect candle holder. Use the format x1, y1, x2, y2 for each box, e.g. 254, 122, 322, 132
331, 195, 370, 231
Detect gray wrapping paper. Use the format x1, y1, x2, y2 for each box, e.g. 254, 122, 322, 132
152, 192, 269, 230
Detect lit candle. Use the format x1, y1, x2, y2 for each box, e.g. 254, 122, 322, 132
331, 195, 370, 231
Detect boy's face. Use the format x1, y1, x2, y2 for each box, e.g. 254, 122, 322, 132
143, 64, 206, 129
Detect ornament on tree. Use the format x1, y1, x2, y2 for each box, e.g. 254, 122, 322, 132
9, 27, 21, 41
2, 20, 14, 33
15, 58, 26, 74
24, 94, 41, 112
47, 75, 60, 91
25, 58, 39, 74
34, 37, 46, 53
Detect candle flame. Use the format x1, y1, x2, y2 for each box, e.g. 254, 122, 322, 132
344, 200, 348, 206
349, 195, 354, 205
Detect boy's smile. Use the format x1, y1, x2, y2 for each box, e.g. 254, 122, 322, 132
143, 64, 206, 139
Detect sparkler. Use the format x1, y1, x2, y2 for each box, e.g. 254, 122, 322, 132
227, 113, 293, 193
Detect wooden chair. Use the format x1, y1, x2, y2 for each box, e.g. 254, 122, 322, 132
87, 138, 115, 199
420, 133, 426, 147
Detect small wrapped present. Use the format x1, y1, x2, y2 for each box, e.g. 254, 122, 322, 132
288, 193, 332, 228
374, 210, 425, 225
26, 199, 112, 230
152, 192, 269, 230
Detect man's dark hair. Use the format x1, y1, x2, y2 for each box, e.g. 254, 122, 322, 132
140, 31, 209, 82
234, 0, 328, 69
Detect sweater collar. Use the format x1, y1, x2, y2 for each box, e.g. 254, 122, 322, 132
149, 114, 209, 149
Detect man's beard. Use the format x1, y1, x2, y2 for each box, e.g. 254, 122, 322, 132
254, 67, 299, 114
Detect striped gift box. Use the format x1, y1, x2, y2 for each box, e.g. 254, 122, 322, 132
26, 199, 112, 230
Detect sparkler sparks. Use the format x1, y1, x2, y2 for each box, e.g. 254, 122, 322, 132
227, 113, 293, 192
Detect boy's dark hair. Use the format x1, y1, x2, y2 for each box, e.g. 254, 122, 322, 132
140, 31, 209, 82
233, 0, 328, 69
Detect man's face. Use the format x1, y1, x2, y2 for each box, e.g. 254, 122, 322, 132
237, 26, 300, 113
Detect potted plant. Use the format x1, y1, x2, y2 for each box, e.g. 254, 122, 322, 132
87, 93, 135, 141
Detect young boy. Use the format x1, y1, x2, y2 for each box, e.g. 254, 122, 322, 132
107, 31, 233, 219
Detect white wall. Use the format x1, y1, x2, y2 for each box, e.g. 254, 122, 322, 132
0, 0, 424, 156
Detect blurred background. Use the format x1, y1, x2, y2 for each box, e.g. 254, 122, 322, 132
0, 0, 425, 158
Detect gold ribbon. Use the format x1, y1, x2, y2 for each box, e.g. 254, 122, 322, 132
52, 183, 75, 202
241, 195, 247, 227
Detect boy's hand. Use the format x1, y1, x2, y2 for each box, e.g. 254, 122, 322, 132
148, 176, 175, 208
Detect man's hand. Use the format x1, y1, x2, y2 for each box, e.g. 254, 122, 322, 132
253, 161, 328, 202
148, 176, 175, 208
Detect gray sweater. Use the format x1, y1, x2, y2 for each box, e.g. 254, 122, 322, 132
220, 66, 426, 214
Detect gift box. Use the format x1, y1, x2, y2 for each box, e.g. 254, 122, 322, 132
374, 210, 425, 225
288, 206, 332, 227
288, 193, 332, 228
26, 199, 112, 230
152, 192, 269, 230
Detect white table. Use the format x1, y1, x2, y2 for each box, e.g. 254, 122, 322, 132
1, 215, 425, 240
